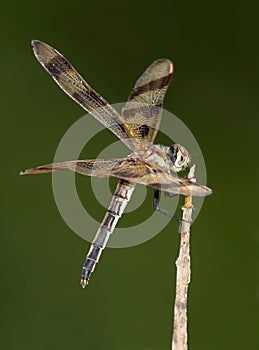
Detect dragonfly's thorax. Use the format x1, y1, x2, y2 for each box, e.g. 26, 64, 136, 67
143, 145, 171, 170
135, 143, 190, 173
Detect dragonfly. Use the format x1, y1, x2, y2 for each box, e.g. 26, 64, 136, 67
21, 40, 212, 288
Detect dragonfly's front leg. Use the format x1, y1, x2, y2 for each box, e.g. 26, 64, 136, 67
153, 189, 183, 223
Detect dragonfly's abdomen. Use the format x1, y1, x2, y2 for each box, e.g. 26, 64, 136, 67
80, 180, 135, 287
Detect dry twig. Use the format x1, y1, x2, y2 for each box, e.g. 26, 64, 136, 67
171, 165, 196, 350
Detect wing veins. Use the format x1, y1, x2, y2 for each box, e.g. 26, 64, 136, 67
32, 40, 134, 150
22, 157, 212, 197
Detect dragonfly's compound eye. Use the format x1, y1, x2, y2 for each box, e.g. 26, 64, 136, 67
169, 144, 179, 163
169, 144, 190, 172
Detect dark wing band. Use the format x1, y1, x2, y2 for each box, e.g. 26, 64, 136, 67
32, 40, 134, 151
121, 59, 173, 151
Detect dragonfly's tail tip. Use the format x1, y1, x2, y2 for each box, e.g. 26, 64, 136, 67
80, 278, 89, 288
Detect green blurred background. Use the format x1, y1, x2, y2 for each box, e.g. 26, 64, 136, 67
2, 0, 258, 349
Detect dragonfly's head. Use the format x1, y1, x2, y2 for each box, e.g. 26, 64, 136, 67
169, 144, 190, 172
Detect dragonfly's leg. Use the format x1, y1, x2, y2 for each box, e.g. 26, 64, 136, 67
153, 190, 182, 222
153, 190, 192, 223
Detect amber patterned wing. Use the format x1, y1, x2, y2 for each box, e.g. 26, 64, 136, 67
121, 59, 173, 151
32, 40, 136, 151
21, 158, 212, 197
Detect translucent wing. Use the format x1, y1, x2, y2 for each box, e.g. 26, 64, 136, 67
21, 158, 212, 197
32, 40, 135, 151
121, 59, 173, 151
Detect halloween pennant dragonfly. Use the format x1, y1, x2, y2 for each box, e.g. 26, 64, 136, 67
21, 40, 212, 288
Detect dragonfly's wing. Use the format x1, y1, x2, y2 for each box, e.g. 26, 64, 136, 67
32, 40, 135, 151
21, 158, 212, 197
121, 59, 173, 151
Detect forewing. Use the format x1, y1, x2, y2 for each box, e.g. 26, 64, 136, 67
21, 158, 212, 197
121, 59, 173, 151
32, 40, 135, 151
